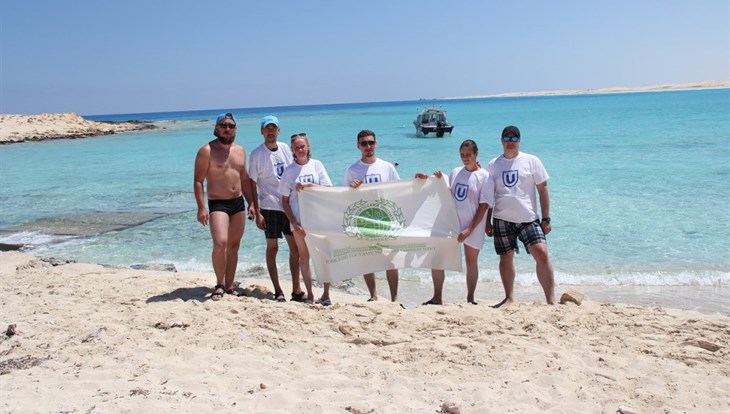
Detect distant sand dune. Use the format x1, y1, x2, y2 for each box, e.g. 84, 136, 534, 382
439, 80, 730, 100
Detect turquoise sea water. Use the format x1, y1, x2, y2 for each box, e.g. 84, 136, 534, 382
1, 89, 729, 312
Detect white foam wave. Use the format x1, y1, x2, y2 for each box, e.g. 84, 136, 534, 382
170, 257, 212, 273
428, 268, 730, 287
0, 231, 70, 246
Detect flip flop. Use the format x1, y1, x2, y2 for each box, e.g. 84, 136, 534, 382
274, 291, 286, 302
318, 297, 332, 306
211, 284, 225, 301
422, 299, 442, 305
291, 291, 307, 302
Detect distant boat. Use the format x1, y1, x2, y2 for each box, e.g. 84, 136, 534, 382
413, 108, 453, 137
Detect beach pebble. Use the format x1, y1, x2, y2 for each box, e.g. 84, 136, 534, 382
559, 289, 584, 305
0, 243, 23, 251
338, 324, 354, 336
40, 257, 76, 267
697, 340, 721, 352
242, 284, 273, 299
131, 263, 177, 272
5, 324, 17, 337
441, 401, 461, 414
616, 405, 636, 414
16, 259, 49, 271
153, 321, 190, 330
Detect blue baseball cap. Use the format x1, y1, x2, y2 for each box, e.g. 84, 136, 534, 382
260, 115, 279, 128
216, 112, 236, 124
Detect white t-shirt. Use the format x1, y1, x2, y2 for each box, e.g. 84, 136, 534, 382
248, 142, 293, 211
343, 158, 400, 186
277, 159, 332, 224
448, 166, 493, 250
485, 152, 549, 223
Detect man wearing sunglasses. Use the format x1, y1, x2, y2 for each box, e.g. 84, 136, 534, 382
248, 115, 304, 303
485, 125, 555, 307
194, 112, 255, 300
343, 129, 401, 302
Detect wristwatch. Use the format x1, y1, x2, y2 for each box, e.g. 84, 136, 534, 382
541, 217, 551, 224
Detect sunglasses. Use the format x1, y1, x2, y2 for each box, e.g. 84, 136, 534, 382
359, 140, 376, 147
290, 132, 307, 139
218, 123, 236, 129
502, 136, 519, 142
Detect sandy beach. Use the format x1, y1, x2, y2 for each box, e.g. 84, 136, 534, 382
1, 251, 728, 413
0, 113, 157, 144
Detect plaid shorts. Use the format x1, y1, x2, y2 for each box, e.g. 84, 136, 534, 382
261, 209, 293, 239
492, 218, 546, 255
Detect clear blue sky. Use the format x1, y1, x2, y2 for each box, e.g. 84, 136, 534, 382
1, 0, 728, 115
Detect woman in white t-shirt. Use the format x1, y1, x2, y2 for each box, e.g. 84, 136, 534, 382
278, 134, 333, 305
416, 139, 492, 305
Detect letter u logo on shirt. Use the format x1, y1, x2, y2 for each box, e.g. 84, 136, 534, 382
275, 162, 285, 178
365, 174, 381, 183
454, 183, 468, 201
503, 170, 518, 188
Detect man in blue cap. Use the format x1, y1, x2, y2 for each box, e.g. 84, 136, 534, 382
485, 125, 555, 307
248, 115, 304, 302
194, 112, 254, 300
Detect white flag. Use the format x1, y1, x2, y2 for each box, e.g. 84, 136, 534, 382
299, 176, 463, 283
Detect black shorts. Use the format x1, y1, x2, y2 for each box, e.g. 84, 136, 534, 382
208, 196, 246, 216
261, 209, 293, 239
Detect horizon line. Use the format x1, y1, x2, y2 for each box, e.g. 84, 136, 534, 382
4, 80, 729, 118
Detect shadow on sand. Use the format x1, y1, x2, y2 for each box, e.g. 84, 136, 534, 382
146, 286, 212, 303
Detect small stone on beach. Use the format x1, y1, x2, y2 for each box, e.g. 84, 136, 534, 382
559, 289, 584, 305
697, 340, 721, 352
241, 284, 273, 299
441, 401, 461, 414
131, 263, 177, 272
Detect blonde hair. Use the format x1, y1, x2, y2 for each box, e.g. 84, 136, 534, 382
290, 134, 311, 160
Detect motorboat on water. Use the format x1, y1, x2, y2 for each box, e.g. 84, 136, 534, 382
413, 108, 453, 137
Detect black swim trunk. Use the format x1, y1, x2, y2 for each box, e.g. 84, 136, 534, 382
261, 209, 293, 239
208, 195, 246, 216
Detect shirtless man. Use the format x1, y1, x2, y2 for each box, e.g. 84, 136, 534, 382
194, 112, 254, 300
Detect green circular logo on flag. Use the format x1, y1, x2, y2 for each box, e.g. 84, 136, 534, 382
343, 199, 405, 240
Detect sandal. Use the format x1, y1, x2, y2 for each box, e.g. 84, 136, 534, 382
211, 284, 225, 301
318, 296, 332, 307
225, 288, 241, 297
274, 291, 286, 302
291, 291, 307, 302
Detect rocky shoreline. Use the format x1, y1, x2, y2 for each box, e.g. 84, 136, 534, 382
0, 112, 160, 144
